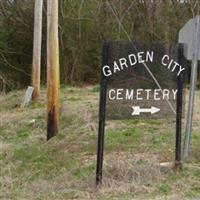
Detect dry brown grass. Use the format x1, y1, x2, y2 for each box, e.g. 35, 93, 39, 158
0, 87, 200, 200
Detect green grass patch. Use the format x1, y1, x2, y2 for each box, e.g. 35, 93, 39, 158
0, 153, 6, 161
194, 169, 200, 177
146, 130, 173, 150
67, 96, 81, 101
92, 85, 100, 93
16, 128, 30, 139
185, 187, 200, 199
169, 173, 180, 182
0, 124, 32, 143
12, 143, 76, 181
105, 128, 143, 151
29, 101, 44, 109
158, 183, 171, 194
73, 163, 95, 180
60, 115, 74, 126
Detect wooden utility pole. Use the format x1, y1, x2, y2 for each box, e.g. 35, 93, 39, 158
32, 0, 43, 100
47, 0, 60, 140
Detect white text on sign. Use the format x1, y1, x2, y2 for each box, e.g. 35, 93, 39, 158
102, 51, 185, 77
108, 88, 178, 101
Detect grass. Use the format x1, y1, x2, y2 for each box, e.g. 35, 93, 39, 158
158, 183, 172, 195
0, 86, 200, 200
105, 128, 143, 151
72, 163, 96, 180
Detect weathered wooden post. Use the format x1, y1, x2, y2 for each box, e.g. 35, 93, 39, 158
47, 0, 60, 140
32, 0, 43, 100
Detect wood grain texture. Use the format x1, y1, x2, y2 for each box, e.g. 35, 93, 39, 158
47, 0, 60, 140
32, 0, 43, 100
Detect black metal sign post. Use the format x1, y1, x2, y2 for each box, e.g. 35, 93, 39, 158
96, 43, 109, 186
175, 44, 185, 169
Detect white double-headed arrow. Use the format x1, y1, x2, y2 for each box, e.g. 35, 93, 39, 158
132, 106, 160, 116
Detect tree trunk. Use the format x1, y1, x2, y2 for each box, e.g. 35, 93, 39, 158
32, 0, 43, 100
47, 0, 60, 140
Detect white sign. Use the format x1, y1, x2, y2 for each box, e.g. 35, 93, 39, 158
179, 16, 200, 60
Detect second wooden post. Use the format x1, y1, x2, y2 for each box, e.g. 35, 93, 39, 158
47, 0, 60, 140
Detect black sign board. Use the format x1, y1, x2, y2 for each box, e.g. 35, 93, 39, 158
105, 42, 186, 119
96, 42, 187, 185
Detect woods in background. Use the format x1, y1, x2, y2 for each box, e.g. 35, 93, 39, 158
0, 0, 199, 92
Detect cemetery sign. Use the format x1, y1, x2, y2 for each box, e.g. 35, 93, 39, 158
96, 42, 187, 185
104, 42, 186, 120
